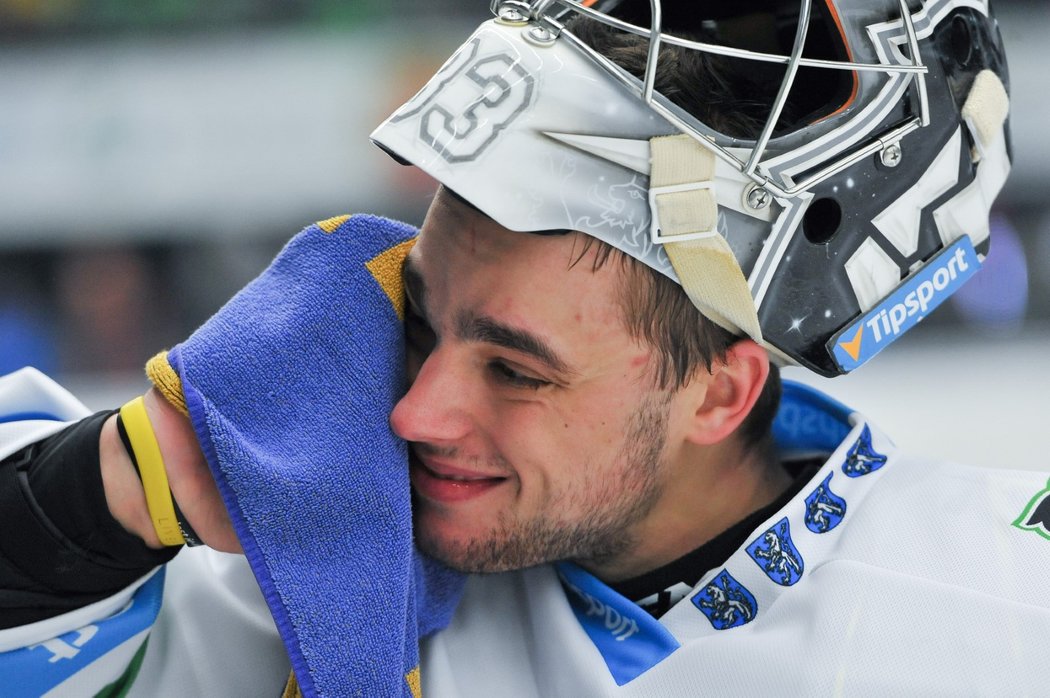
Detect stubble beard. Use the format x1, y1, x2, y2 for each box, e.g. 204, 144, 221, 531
417, 392, 673, 574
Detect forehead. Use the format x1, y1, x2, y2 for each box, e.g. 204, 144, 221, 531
410, 190, 634, 340
415, 190, 582, 279
415, 190, 566, 266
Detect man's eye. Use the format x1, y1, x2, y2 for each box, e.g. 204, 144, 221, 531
405, 307, 435, 356
489, 361, 549, 390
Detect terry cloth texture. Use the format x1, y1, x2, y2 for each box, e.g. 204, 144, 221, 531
164, 215, 464, 698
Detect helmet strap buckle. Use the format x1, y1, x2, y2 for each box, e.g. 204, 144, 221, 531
648, 181, 719, 245
649, 134, 764, 342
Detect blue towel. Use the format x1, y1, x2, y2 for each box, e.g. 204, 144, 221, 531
165, 215, 464, 697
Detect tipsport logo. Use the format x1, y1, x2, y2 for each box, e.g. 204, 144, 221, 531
829, 238, 981, 372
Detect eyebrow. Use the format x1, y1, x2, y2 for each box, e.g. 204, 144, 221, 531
404, 250, 574, 376
457, 312, 574, 376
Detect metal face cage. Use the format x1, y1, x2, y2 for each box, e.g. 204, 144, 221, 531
490, 0, 929, 201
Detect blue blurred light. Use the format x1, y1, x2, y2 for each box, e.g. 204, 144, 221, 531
950, 214, 1029, 331
0, 306, 58, 375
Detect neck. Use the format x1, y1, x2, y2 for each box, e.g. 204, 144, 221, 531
576, 439, 790, 583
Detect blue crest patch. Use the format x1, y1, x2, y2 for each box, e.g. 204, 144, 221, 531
746, 518, 804, 586
842, 424, 887, 478
804, 473, 847, 533
692, 570, 757, 630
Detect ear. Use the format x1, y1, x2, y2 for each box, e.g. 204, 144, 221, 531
683, 339, 770, 446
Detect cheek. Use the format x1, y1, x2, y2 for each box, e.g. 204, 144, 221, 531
567, 388, 636, 450
493, 393, 633, 486
481, 401, 573, 503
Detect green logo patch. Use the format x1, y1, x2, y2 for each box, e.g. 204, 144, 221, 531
1013, 478, 1050, 541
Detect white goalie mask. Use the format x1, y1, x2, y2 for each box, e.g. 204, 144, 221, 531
371, 0, 1011, 376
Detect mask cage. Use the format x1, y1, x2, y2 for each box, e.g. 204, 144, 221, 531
490, 0, 931, 201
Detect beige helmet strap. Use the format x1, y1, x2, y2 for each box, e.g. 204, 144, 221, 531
961, 69, 1009, 162
649, 134, 763, 341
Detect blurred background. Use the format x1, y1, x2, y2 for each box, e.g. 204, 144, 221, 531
0, 1, 1046, 470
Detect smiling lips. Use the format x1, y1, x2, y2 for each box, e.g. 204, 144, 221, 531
409, 452, 507, 504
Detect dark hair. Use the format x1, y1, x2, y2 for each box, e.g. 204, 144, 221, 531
568, 15, 792, 139
568, 16, 782, 458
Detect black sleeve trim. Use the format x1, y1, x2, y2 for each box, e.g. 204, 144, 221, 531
0, 411, 179, 628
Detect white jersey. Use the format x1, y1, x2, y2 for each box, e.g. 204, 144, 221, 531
423, 433, 1050, 695
2, 367, 1050, 696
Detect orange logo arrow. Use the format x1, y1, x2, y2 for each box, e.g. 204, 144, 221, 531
838, 326, 864, 362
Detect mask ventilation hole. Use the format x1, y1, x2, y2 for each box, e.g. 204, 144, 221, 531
802, 198, 842, 245
950, 15, 974, 69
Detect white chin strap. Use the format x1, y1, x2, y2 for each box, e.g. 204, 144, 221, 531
649, 134, 763, 342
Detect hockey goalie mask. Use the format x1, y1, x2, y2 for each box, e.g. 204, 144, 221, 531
371, 0, 1011, 376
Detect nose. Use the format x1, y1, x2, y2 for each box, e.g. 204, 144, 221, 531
390, 346, 473, 444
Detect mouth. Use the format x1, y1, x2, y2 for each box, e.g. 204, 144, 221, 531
409, 451, 508, 504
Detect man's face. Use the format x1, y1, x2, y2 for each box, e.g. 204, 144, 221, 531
390, 189, 699, 575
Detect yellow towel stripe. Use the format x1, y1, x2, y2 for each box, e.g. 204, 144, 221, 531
119, 396, 185, 546
145, 351, 187, 417
366, 238, 417, 320
406, 665, 423, 698
282, 672, 303, 698
280, 663, 421, 695
316, 214, 351, 234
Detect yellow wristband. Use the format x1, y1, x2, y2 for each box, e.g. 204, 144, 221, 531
119, 396, 185, 546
